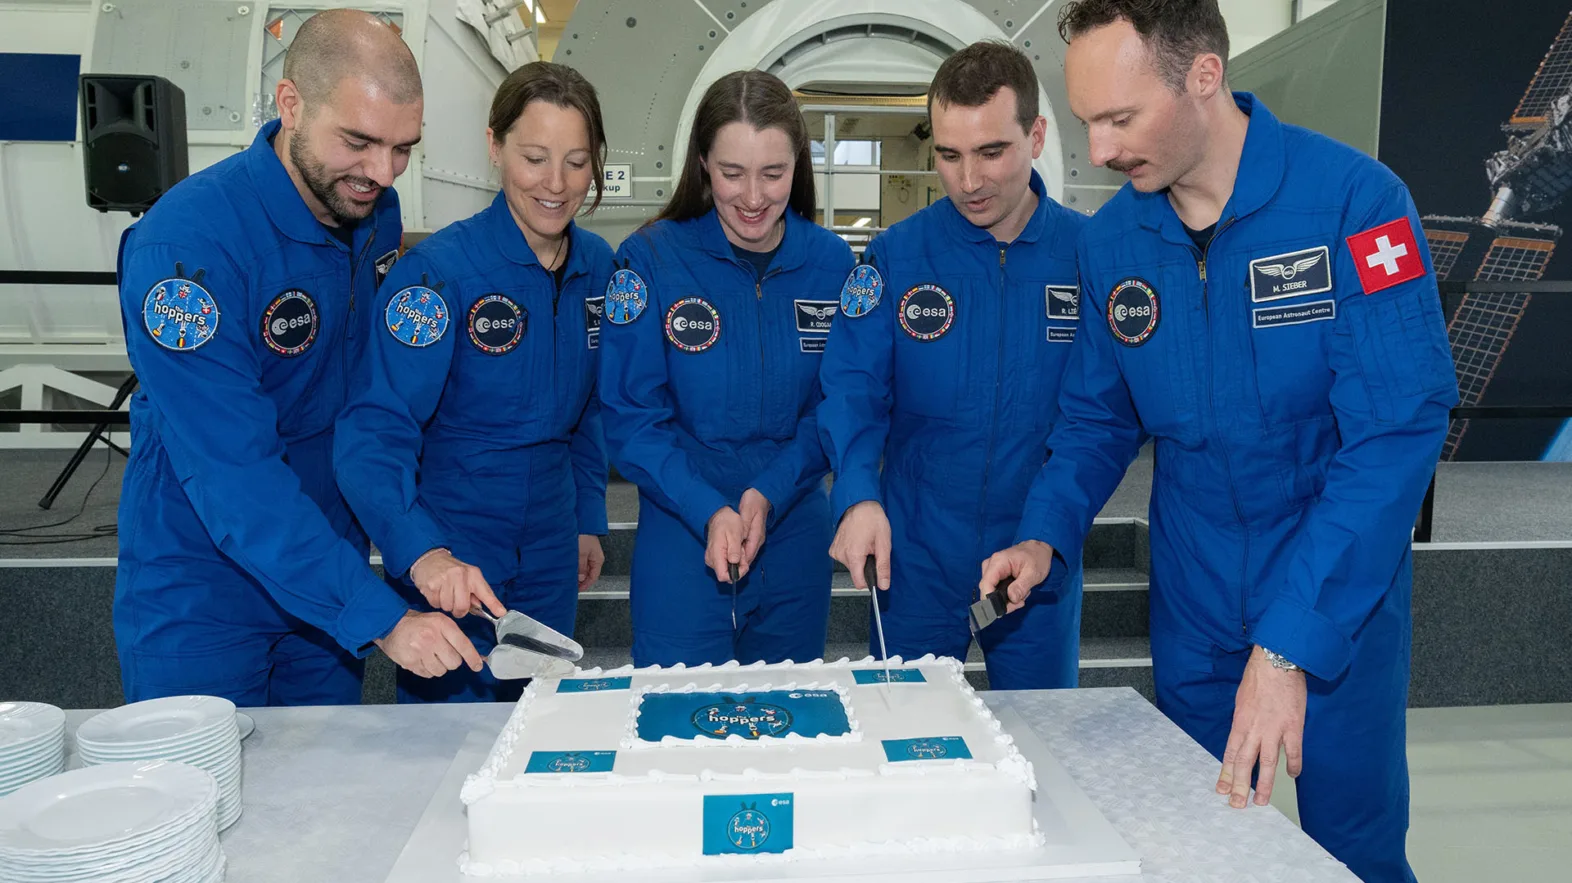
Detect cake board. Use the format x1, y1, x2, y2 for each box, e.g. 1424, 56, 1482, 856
384, 701, 1141, 882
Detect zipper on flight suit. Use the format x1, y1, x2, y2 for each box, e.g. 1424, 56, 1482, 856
1194, 218, 1252, 637
975, 245, 1010, 564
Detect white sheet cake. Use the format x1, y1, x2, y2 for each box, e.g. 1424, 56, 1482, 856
458, 655, 1042, 876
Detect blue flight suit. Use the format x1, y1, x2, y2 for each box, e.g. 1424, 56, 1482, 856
334, 191, 611, 704
599, 208, 854, 667
114, 119, 409, 706
1015, 94, 1457, 883
817, 171, 1086, 690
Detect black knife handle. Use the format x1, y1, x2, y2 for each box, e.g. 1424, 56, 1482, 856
863, 556, 880, 591
728, 562, 740, 584
988, 577, 1015, 615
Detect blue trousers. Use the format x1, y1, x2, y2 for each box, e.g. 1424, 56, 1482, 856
876, 483, 1083, 690
1152, 594, 1415, 883
116, 617, 364, 707
630, 488, 832, 667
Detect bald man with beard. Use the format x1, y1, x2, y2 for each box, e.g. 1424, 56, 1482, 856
114, 9, 486, 706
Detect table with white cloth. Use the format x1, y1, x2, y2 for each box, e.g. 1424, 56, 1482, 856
57, 687, 1358, 883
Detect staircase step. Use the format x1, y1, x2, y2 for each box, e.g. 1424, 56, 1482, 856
598, 516, 1148, 577
573, 569, 1148, 648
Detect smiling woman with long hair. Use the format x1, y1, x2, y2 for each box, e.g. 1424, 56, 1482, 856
598, 70, 854, 667
334, 61, 614, 703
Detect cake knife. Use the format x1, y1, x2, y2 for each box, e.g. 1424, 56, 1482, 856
476, 608, 583, 663
863, 556, 893, 688
968, 577, 1016, 636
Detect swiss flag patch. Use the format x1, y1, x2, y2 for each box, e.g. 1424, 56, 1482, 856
1346, 217, 1426, 295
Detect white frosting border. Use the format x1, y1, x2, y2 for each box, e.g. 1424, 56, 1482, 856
459, 655, 1038, 805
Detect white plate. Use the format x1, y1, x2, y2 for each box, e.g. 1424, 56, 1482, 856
75, 697, 235, 749
80, 739, 240, 765
235, 712, 254, 741
0, 760, 216, 854
0, 704, 65, 752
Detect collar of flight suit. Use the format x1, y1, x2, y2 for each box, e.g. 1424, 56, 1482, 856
692, 204, 814, 275
937, 167, 1057, 248
1131, 91, 1288, 249
246, 119, 356, 247
483, 189, 592, 281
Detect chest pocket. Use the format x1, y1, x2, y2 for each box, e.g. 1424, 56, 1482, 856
1240, 238, 1337, 424
1106, 264, 1200, 441
891, 278, 969, 420
449, 290, 535, 428
259, 270, 339, 439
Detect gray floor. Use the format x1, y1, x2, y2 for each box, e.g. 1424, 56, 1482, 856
1267, 702, 1572, 883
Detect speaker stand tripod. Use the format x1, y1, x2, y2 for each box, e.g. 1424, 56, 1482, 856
39, 373, 138, 510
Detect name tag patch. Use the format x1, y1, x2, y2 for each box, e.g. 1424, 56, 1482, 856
1253, 299, 1336, 329
1046, 285, 1079, 319
800, 337, 826, 354
1047, 326, 1076, 344
584, 296, 604, 349
1250, 246, 1332, 302
374, 248, 399, 287
794, 300, 837, 334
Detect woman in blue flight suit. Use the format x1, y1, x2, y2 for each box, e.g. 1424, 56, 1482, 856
599, 70, 855, 667
335, 62, 613, 702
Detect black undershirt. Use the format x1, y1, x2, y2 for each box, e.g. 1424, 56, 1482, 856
325, 219, 357, 249
550, 235, 572, 312
1185, 221, 1217, 253
732, 242, 779, 281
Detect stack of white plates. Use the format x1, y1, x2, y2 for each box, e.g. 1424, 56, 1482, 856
0, 760, 224, 882
76, 696, 243, 830
0, 702, 66, 797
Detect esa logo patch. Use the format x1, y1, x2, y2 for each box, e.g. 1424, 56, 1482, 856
1106, 277, 1160, 346
606, 268, 648, 324
1250, 246, 1332, 302
261, 289, 318, 357
468, 294, 525, 355
840, 264, 883, 318
142, 268, 219, 352
898, 284, 955, 341
584, 296, 605, 349
374, 248, 399, 287
665, 297, 721, 353
385, 283, 450, 348
794, 300, 837, 334
1046, 285, 1080, 319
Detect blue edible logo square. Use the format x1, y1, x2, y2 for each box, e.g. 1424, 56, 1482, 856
853, 669, 926, 685
703, 793, 794, 855
556, 677, 632, 693
881, 736, 972, 762
523, 750, 617, 773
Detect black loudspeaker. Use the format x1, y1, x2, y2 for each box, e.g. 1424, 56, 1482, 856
79, 74, 189, 213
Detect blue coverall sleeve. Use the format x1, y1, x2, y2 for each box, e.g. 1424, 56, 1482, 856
816, 242, 895, 523
1251, 184, 1458, 681
120, 238, 407, 655
569, 388, 610, 535
333, 251, 455, 579
1014, 241, 1149, 569
749, 246, 853, 523
599, 240, 730, 540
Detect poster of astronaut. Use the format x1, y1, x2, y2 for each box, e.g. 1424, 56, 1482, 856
1382, 0, 1572, 460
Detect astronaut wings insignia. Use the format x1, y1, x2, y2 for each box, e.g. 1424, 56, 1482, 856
1250, 245, 1332, 302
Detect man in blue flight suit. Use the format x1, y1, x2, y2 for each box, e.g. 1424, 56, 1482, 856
981, 4, 1457, 881
114, 10, 485, 705
818, 41, 1087, 690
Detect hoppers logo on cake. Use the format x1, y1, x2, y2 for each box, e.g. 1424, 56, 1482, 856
691, 697, 794, 739
903, 739, 952, 760
546, 753, 593, 773
728, 804, 772, 850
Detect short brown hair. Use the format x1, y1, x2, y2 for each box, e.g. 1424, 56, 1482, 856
653, 70, 815, 226
928, 41, 1039, 134
488, 61, 609, 211
1058, 0, 1229, 91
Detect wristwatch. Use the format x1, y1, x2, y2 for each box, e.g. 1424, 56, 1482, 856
1261, 647, 1302, 672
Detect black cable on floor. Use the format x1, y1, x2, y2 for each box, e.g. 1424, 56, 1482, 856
0, 442, 120, 544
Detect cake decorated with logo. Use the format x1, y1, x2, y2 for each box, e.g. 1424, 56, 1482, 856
458, 655, 1041, 876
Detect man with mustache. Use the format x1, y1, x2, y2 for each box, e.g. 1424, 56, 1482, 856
114, 9, 485, 705
818, 41, 1087, 690
979, 3, 1456, 880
